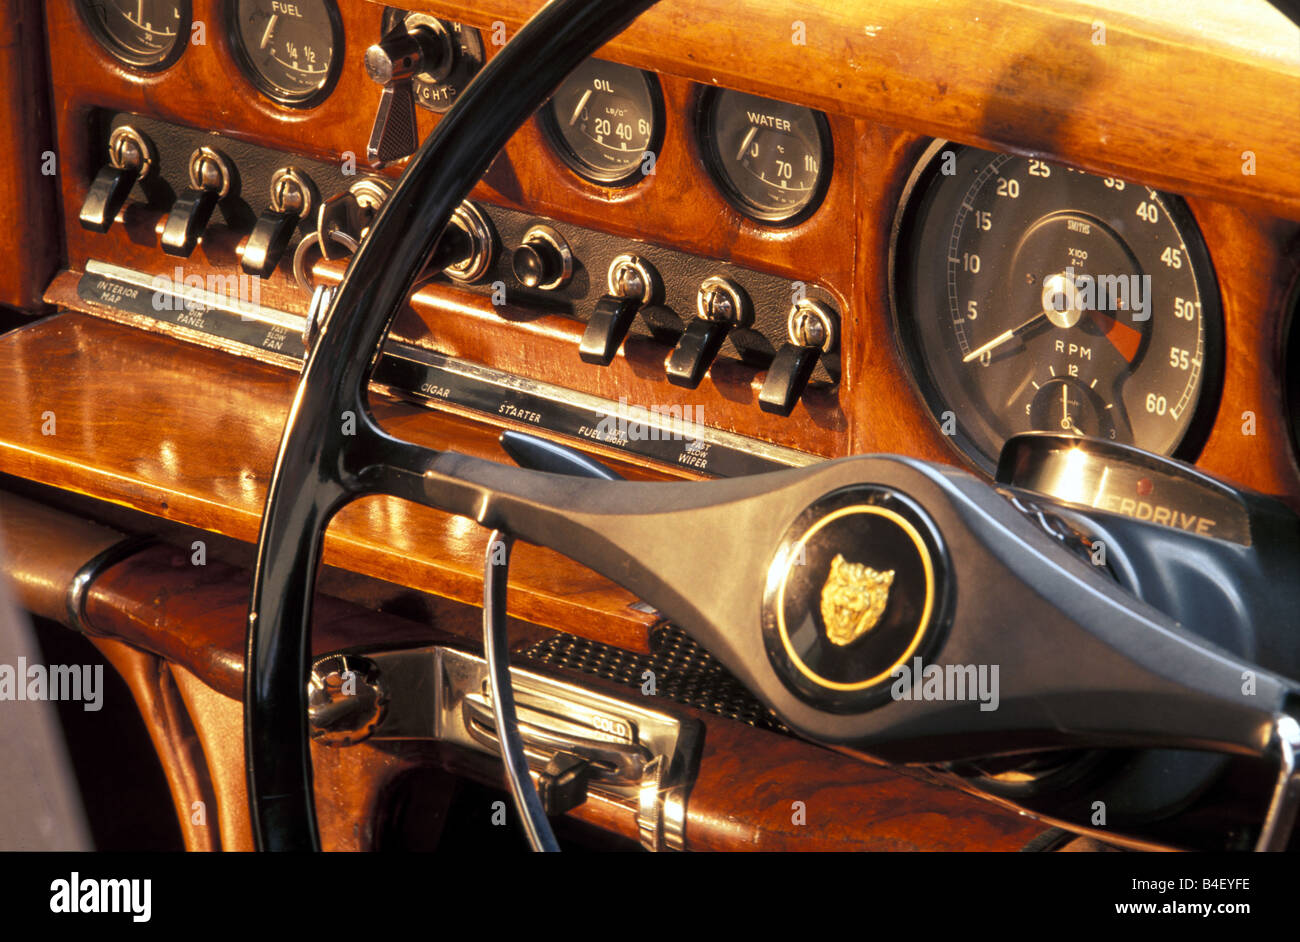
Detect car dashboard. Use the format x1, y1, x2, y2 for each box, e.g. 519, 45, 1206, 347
1, 0, 1299, 856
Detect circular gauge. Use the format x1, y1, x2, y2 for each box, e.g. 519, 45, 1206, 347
892, 142, 1222, 471
540, 59, 664, 186
229, 0, 343, 108
78, 0, 190, 70
698, 88, 831, 225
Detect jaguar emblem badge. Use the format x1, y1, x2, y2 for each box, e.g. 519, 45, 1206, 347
819, 554, 895, 646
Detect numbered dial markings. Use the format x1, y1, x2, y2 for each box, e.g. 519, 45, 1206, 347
230, 0, 342, 107
699, 88, 831, 224
893, 144, 1222, 470
541, 59, 663, 186
79, 0, 189, 69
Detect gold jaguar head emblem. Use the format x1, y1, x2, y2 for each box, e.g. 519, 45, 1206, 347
819, 554, 895, 646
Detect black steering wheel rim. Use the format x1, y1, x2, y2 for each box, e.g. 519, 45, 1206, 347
245, 0, 661, 852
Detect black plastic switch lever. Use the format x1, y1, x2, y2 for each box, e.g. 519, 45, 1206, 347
536, 751, 591, 816
79, 164, 139, 233
759, 342, 821, 416
161, 187, 221, 258
666, 318, 730, 388
579, 294, 641, 365
241, 210, 298, 277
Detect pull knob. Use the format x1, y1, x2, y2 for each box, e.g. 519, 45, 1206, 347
666, 276, 752, 388
511, 225, 572, 290
365, 22, 453, 165
79, 126, 154, 233
242, 167, 317, 277
162, 147, 234, 258
759, 299, 838, 416
580, 254, 660, 366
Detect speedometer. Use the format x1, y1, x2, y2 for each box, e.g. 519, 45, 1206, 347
891, 142, 1222, 471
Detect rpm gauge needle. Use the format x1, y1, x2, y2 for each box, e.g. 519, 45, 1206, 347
962, 310, 1048, 362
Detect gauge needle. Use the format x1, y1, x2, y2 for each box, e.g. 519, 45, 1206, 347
962, 310, 1048, 362
568, 89, 592, 127
736, 126, 758, 162
260, 15, 278, 50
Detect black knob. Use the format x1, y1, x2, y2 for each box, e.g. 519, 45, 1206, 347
512, 242, 557, 288
511, 227, 571, 290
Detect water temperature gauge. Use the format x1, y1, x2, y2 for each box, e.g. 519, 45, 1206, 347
698, 88, 832, 225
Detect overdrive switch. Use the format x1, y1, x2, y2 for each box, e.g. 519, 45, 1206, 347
759, 299, 839, 416
162, 147, 234, 258
667, 276, 752, 388
242, 167, 317, 277
79, 126, 155, 233
511, 225, 572, 291
580, 254, 661, 366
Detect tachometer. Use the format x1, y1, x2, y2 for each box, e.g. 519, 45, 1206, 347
698, 88, 831, 225
229, 0, 343, 108
892, 142, 1222, 471
540, 59, 663, 186
78, 0, 190, 70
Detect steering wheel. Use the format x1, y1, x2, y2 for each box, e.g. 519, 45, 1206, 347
246, 0, 1300, 852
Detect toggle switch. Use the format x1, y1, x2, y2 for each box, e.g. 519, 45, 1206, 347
580, 254, 661, 366
242, 167, 317, 277
365, 20, 453, 165
666, 276, 752, 388
162, 147, 234, 258
79, 126, 155, 233
511, 225, 573, 290
759, 299, 839, 416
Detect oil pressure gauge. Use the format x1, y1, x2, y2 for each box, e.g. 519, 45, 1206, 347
540, 59, 664, 186
699, 88, 832, 225
229, 0, 343, 108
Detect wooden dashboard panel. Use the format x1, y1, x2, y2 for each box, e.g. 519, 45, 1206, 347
17, 0, 1300, 630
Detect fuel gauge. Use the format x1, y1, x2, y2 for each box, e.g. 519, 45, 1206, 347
229, 0, 343, 108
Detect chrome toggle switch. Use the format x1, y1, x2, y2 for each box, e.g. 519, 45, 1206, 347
580, 254, 662, 366
161, 146, 235, 258
242, 167, 317, 278
79, 126, 155, 234
666, 276, 753, 388
759, 298, 839, 416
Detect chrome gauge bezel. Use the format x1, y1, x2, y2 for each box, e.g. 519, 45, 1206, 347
538, 60, 665, 188
888, 139, 1225, 475
696, 86, 833, 227
227, 0, 345, 109
77, 0, 192, 71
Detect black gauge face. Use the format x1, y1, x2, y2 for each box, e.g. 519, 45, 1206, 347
230, 0, 343, 107
541, 60, 663, 186
893, 142, 1222, 471
699, 88, 831, 224
78, 0, 189, 69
